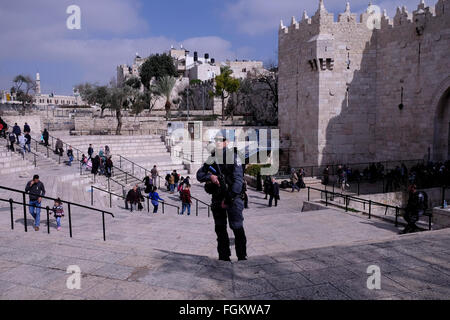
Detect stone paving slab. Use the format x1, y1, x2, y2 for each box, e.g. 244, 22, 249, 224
0, 227, 449, 300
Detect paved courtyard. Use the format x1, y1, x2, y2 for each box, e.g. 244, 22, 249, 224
0, 166, 449, 299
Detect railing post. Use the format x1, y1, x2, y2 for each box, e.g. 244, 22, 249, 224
325, 191, 328, 207
147, 197, 150, 213
369, 200, 372, 219
132, 163, 134, 176
345, 196, 348, 212
9, 199, 14, 230
395, 207, 398, 227
196, 199, 198, 217
102, 212, 106, 241
46, 206, 50, 234
208, 206, 210, 218
68, 203, 73, 238
125, 172, 128, 185
34, 154, 36, 167
91, 186, 94, 206
22, 193, 27, 232
442, 187, 445, 209
357, 181, 360, 196
162, 202, 165, 214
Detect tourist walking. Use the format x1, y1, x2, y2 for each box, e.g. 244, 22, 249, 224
52, 198, 64, 231
126, 185, 140, 213
67, 146, 74, 166
42, 129, 49, 147
91, 155, 100, 175
290, 169, 300, 192
149, 186, 164, 213
169, 173, 175, 193
8, 131, 16, 152
143, 175, 153, 193
23, 122, 31, 134
12, 123, 21, 142
24, 132, 31, 153
263, 176, 272, 199
172, 170, 180, 191
88, 144, 94, 160
180, 184, 192, 215
268, 178, 280, 207
0, 117, 7, 138
151, 165, 159, 186
105, 157, 113, 177
25, 175, 46, 231
323, 166, 330, 186
55, 138, 64, 156
401, 185, 428, 234
18, 133, 26, 155
242, 180, 249, 209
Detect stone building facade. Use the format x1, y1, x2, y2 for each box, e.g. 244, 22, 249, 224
278, 0, 450, 167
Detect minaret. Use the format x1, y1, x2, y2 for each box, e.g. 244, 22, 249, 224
36, 73, 41, 95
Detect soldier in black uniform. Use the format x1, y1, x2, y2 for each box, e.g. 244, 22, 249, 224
197, 130, 247, 261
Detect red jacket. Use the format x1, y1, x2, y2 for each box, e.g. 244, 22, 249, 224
180, 189, 191, 204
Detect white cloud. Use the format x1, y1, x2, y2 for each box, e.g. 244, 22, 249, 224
0, 0, 240, 92
224, 0, 436, 35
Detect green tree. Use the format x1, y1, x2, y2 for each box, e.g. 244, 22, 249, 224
210, 67, 240, 121
154, 76, 176, 121
139, 53, 178, 90
75, 83, 110, 117
13, 75, 37, 112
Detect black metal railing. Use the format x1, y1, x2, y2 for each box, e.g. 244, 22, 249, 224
0, 185, 115, 240
190, 195, 211, 217
278, 159, 425, 179
69, 128, 167, 136
307, 186, 433, 230
90, 185, 180, 215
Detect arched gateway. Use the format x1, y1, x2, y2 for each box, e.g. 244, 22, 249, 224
433, 76, 450, 162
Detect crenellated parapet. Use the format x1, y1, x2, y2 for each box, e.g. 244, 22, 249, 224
279, 0, 449, 37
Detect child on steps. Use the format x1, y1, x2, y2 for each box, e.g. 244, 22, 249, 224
52, 198, 64, 231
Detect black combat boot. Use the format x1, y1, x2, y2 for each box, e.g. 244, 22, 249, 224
233, 227, 247, 260
215, 225, 231, 261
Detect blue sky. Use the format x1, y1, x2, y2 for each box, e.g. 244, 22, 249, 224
0, 0, 427, 95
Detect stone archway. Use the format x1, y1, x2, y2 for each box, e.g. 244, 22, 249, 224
432, 78, 450, 161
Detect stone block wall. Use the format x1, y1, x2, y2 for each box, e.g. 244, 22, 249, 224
278, 0, 450, 167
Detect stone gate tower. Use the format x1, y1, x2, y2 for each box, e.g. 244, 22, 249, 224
278, 0, 450, 168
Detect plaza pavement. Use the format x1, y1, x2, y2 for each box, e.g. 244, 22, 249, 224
0, 166, 449, 299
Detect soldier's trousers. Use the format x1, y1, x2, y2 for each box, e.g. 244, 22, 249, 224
212, 198, 247, 260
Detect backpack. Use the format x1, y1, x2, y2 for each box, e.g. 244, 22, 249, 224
416, 191, 428, 214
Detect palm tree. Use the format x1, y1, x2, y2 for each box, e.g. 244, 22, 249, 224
155, 76, 176, 120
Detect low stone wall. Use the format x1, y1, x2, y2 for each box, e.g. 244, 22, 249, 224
433, 207, 450, 230
75, 117, 167, 132
2, 115, 42, 134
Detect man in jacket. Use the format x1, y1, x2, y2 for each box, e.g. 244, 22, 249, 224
269, 177, 280, 207
25, 175, 46, 231
197, 130, 247, 261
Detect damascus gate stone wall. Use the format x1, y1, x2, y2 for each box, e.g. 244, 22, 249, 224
278, 0, 450, 168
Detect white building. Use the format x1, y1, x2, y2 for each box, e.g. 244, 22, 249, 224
1, 73, 84, 106
33, 73, 84, 106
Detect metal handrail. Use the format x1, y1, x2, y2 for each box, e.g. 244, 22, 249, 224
91, 185, 180, 215
190, 195, 211, 217
278, 158, 425, 178
306, 186, 433, 230
0, 185, 114, 240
